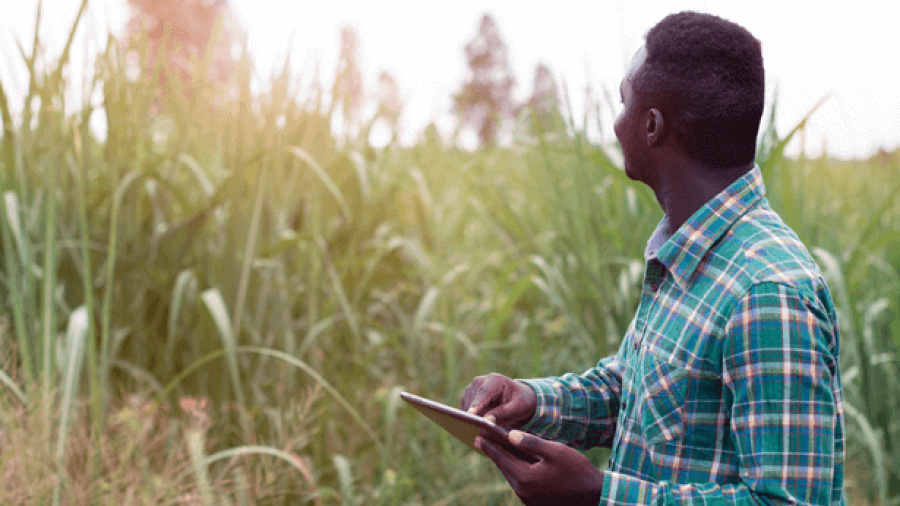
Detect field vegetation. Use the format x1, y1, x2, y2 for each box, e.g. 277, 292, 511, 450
1, 2, 899, 504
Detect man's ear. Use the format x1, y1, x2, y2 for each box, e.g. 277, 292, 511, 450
645, 108, 665, 146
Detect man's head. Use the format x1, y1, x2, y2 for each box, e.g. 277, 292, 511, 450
615, 12, 764, 176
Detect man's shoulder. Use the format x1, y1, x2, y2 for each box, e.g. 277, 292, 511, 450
714, 204, 824, 293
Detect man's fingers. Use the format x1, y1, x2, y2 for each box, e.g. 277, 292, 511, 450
472, 381, 495, 409
476, 435, 508, 465
476, 394, 514, 422
469, 383, 503, 416
468, 401, 489, 416
476, 436, 524, 485
483, 401, 514, 425
460, 380, 481, 411
478, 437, 522, 492
509, 430, 547, 456
461, 375, 493, 411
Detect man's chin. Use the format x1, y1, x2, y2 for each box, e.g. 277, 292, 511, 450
623, 164, 641, 182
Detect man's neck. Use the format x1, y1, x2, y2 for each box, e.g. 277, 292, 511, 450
653, 161, 752, 232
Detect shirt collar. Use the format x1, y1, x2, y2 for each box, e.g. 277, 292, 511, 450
646, 165, 766, 287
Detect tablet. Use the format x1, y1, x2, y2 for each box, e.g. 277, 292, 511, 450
400, 391, 537, 462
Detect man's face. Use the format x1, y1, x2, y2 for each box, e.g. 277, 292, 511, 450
614, 48, 649, 183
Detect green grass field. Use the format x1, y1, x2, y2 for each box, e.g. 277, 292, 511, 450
1, 6, 899, 505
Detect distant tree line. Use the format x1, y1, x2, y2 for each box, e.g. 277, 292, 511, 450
453, 14, 565, 147
127, 3, 560, 148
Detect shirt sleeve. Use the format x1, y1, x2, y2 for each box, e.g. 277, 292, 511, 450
600, 281, 843, 505
516, 337, 627, 449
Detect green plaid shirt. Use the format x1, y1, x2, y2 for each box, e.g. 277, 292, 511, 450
520, 166, 845, 505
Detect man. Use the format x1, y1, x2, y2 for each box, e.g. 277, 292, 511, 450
461, 11, 844, 505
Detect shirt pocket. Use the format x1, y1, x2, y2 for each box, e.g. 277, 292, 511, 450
638, 351, 689, 447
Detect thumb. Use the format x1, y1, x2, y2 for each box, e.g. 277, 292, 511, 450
508, 430, 548, 456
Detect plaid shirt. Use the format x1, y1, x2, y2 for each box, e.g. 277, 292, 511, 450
520, 166, 845, 505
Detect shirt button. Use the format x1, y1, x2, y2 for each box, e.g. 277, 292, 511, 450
650, 282, 659, 292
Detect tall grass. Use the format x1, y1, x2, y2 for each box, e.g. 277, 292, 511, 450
1, 5, 899, 504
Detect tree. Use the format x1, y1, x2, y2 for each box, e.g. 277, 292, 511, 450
331, 26, 364, 139
374, 71, 401, 128
523, 63, 564, 136
126, 0, 243, 101
453, 14, 516, 148
361, 70, 402, 146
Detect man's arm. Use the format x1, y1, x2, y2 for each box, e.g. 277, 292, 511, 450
600, 281, 844, 505
517, 337, 628, 449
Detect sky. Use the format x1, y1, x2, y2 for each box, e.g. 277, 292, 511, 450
1, 0, 899, 158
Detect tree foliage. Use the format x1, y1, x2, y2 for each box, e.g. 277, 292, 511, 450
126, 0, 243, 99
331, 26, 365, 138
453, 14, 517, 147
361, 70, 402, 146
524, 63, 565, 136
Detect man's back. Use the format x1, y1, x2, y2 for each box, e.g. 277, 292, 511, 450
461, 12, 845, 504
520, 166, 845, 504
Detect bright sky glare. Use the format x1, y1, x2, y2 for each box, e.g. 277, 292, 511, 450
2, 0, 899, 158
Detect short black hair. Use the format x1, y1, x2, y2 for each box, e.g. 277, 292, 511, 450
634, 12, 765, 168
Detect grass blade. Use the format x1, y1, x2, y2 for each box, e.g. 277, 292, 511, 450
99, 170, 143, 406
187, 429, 216, 506
200, 288, 246, 410
332, 454, 356, 505
289, 146, 351, 221
317, 238, 361, 343
41, 159, 60, 430
411, 286, 439, 337
0, 368, 26, 404
2, 191, 34, 382
231, 167, 267, 361
0, 80, 16, 176
195, 445, 320, 485
844, 401, 888, 505
3, 191, 28, 266
51, 306, 89, 506
165, 269, 198, 378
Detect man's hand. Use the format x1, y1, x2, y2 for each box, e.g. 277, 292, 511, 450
460, 373, 537, 428
476, 430, 604, 506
